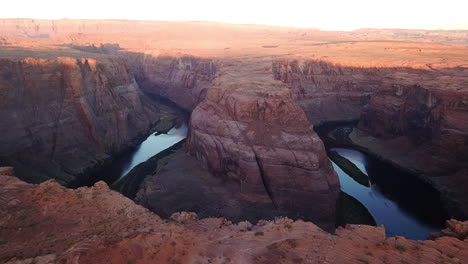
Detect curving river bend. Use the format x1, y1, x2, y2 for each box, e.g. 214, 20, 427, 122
81, 119, 448, 240
331, 147, 449, 240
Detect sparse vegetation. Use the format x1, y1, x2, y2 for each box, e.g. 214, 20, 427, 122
376, 241, 389, 248
254, 231, 264, 236
357, 258, 369, 264
286, 239, 298, 248
395, 244, 406, 252
266, 242, 278, 250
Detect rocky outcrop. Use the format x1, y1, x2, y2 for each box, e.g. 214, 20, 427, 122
359, 84, 442, 141
274, 58, 468, 217
125, 52, 217, 111
1, 169, 468, 264
0, 57, 162, 184
135, 149, 281, 223
356, 83, 468, 216
272, 59, 381, 124
358, 84, 468, 171
187, 59, 340, 229
431, 219, 468, 240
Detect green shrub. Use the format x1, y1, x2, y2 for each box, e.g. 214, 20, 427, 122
395, 244, 406, 252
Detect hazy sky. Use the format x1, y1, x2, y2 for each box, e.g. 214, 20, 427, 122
2, 0, 468, 30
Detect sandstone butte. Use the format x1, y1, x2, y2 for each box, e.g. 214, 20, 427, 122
0, 19, 467, 263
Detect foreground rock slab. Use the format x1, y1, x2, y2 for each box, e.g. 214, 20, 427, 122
1, 168, 467, 264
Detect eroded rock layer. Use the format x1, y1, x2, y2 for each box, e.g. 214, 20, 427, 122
126, 52, 217, 111
187, 59, 340, 229
1, 169, 467, 264
272, 60, 378, 124
0, 57, 160, 183
356, 83, 468, 216
273, 58, 468, 217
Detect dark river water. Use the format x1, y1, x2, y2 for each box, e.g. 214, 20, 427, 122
74, 117, 448, 240
330, 147, 449, 239
73, 123, 188, 188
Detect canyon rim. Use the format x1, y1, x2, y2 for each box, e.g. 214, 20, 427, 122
0, 18, 467, 264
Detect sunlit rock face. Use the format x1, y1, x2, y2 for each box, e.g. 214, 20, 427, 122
187, 60, 340, 229
0, 57, 160, 183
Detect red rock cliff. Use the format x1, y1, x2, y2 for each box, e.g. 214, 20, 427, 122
273, 59, 381, 124
357, 82, 468, 216
125, 52, 217, 111
273, 58, 468, 217
0, 57, 161, 183
187, 59, 340, 229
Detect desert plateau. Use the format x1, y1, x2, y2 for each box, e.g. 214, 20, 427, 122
0, 10, 467, 264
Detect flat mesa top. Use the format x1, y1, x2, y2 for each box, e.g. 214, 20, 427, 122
0, 19, 467, 69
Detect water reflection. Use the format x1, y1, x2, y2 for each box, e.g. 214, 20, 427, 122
331, 148, 448, 239
118, 123, 188, 180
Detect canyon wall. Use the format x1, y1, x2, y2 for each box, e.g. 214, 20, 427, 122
0, 57, 161, 184
357, 82, 468, 216
273, 59, 467, 168
359, 83, 468, 170
272, 60, 381, 124
126, 53, 217, 111
187, 60, 340, 229
274, 58, 468, 216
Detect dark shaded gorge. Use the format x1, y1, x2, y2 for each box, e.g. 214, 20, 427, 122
316, 122, 450, 239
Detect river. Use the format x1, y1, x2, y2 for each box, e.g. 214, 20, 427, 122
331, 147, 449, 239
116, 123, 188, 181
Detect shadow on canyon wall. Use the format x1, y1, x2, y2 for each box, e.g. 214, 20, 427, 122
0, 45, 467, 229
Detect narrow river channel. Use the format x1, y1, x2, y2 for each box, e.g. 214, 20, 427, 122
116, 123, 188, 181
330, 147, 449, 239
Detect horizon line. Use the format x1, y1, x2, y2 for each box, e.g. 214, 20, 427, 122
1, 17, 468, 32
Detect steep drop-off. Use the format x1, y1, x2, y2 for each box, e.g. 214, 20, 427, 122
273, 59, 377, 124
357, 83, 468, 216
125, 52, 217, 111
0, 57, 162, 184
187, 59, 340, 229
273, 58, 468, 217
1, 168, 467, 264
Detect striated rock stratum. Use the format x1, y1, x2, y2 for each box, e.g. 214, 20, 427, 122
0, 57, 161, 183
187, 59, 339, 229
0, 19, 467, 263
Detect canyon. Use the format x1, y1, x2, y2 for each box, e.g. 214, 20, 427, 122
0, 19, 467, 263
